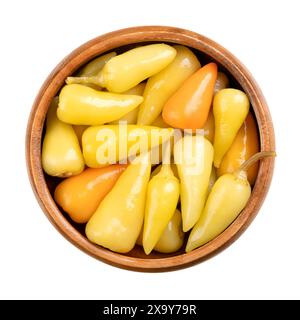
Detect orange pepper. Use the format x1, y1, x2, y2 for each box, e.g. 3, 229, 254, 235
217, 113, 259, 185
54, 164, 126, 223
162, 63, 217, 130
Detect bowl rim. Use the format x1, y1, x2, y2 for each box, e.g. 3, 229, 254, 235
26, 26, 275, 272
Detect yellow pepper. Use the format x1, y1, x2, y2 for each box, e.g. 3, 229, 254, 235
77, 52, 116, 77
57, 84, 143, 125
110, 83, 146, 124
143, 164, 180, 254
85, 153, 151, 253
101, 44, 176, 93
174, 135, 214, 231
152, 158, 212, 202
218, 113, 259, 185
136, 209, 184, 253
42, 98, 84, 177
157, 164, 213, 203
186, 151, 275, 252
67, 45, 176, 93
154, 209, 184, 253
82, 125, 173, 167
213, 88, 250, 167
75, 44, 176, 93
137, 45, 200, 125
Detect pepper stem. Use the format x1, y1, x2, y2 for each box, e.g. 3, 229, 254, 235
159, 163, 173, 177
238, 151, 276, 173
66, 76, 103, 87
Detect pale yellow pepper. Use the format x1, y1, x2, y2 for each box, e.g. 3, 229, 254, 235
110, 83, 146, 124
99, 44, 177, 93
174, 135, 214, 231
152, 164, 215, 200
186, 173, 251, 252
143, 164, 180, 254
213, 88, 250, 167
85, 153, 151, 253
136, 209, 184, 253
154, 209, 184, 253
137, 45, 200, 125
57, 84, 143, 125
152, 163, 215, 206
186, 151, 276, 252
82, 125, 174, 167
42, 98, 84, 177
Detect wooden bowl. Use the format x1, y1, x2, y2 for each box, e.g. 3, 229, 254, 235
26, 26, 275, 272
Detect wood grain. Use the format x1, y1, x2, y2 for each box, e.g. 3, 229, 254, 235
26, 26, 275, 272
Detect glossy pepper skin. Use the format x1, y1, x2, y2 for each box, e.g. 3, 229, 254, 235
57, 84, 143, 125
98, 44, 177, 93
186, 151, 275, 252
110, 83, 146, 125
143, 164, 180, 254
54, 165, 126, 223
213, 88, 250, 167
137, 45, 200, 125
136, 209, 184, 253
82, 125, 174, 167
218, 113, 259, 185
174, 135, 214, 231
154, 209, 184, 253
42, 98, 84, 177
186, 172, 251, 252
162, 63, 218, 130
85, 153, 151, 253
154, 165, 215, 204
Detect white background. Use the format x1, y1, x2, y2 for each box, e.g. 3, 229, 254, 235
0, 0, 299, 300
